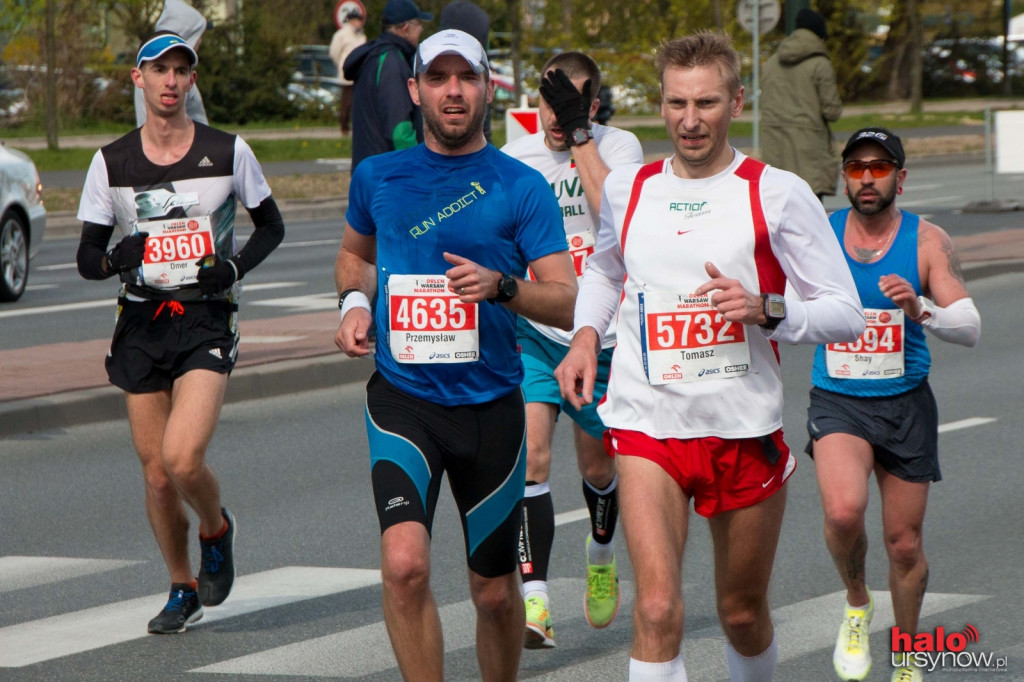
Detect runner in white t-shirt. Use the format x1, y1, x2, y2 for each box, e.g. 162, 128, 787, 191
555, 32, 864, 682
501, 51, 644, 649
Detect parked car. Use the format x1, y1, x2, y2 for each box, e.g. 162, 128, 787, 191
923, 37, 1024, 96
286, 45, 343, 113
0, 143, 46, 302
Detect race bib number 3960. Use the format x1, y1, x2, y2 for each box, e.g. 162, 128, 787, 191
639, 292, 750, 385
387, 274, 479, 364
139, 216, 214, 289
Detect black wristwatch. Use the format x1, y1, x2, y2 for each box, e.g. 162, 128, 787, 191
570, 128, 593, 147
338, 288, 362, 310
760, 293, 786, 330
490, 273, 518, 303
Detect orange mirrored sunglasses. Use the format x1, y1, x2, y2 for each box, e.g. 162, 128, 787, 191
843, 159, 899, 179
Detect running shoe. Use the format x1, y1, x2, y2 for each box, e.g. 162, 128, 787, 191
833, 590, 874, 680
524, 596, 556, 649
147, 583, 203, 634
584, 535, 620, 629
198, 507, 236, 606
891, 665, 923, 682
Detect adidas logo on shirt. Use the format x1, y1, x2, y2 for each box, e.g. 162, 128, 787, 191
209, 347, 223, 359
198, 156, 214, 167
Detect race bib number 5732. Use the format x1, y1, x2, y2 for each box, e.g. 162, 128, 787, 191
387, 274, 479, 364
639, 292, 751, 385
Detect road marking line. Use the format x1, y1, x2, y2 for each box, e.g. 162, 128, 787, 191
191, 577, 623, 677
0, 556, 143, 594
555, 508, 591, 526
0, 566, 381, 668
938, 417, 997, 433
251, 293, 338, 312
528, 590, 990, 680
35, 263, 78, 271
279, 239, 340, 248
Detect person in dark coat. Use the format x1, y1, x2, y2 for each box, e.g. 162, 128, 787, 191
760, 8, 843, 198
343, 0, 432, 170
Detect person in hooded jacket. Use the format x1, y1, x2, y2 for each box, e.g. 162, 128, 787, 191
134, 0, 210, 127
343, 0, 432, 171
760, 8, 842, 199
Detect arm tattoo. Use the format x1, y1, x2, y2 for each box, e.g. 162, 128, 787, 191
942, 240, 965, 284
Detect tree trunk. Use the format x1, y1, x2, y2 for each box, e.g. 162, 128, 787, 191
908, 0, 922, 114
45, 0, 58, 151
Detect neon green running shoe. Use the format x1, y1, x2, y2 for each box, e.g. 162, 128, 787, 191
891, 665, 922, 682
584, 536, 620, 629
524, 596, 555, 649
833, 590, 874, 681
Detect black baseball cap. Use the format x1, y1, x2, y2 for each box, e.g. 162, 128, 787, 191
842, 127, 906, 168
382, 0, 433, 25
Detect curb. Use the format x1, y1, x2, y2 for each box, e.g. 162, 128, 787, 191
0, 352, 374, 439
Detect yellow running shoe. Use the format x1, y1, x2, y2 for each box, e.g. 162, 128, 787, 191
833, 590, 875, 680
584, 536, 620, 629
524, 596, 555, 649
891, 664, 923, 682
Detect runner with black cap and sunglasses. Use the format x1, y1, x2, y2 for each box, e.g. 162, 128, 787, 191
807, 127, 981, 682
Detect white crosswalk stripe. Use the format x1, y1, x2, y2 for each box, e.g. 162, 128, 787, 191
0, 556, 142, 594
0, 566, 381, 668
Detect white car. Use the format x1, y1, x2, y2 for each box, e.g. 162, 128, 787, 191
0, 143, 46, 302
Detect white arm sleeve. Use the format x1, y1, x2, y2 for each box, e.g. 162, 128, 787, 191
572, 179, 625, 336
915, 296, 981, 347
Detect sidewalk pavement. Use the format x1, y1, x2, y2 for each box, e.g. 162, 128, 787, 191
3, 226, 1022, 438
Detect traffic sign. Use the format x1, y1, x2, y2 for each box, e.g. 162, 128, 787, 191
505, 107, 540, 144
736, 0, 780, 35
335, 0, 366, 28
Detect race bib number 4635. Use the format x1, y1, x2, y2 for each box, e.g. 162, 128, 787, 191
139, 216, 214, 289
387, 274, 479, 364
639, 292, 750, 385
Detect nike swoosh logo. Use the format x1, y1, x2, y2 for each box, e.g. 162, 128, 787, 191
677, 230, 692, 236
761, 476, 776, 488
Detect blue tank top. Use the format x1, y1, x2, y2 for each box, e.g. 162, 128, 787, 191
347, 143, 567, 406
811, 208, 931, 397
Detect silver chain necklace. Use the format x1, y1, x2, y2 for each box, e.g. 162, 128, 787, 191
851, 211, 900, 263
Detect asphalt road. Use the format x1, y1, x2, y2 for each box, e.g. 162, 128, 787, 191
2, 269, 1022, 681
6, 155, 1021, 355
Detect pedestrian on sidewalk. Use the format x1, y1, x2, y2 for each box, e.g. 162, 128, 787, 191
807, 127, 980, 682
501, 50, 644, 649
343, 0, 432, 171
76, 31, 284, 635
554, 31, 864, 681
329, 6, 366, 137
334, 29, 577, 680
760, 8, 842, 199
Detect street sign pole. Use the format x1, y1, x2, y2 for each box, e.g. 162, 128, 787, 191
752, 3, 760, 156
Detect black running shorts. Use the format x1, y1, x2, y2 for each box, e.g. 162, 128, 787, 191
105, 298, 238, 394
364, 371, 527, 578
805, 379, 941, 483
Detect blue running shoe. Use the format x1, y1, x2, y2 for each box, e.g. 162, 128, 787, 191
198, 507, 236, 606
148, 583, 203, 634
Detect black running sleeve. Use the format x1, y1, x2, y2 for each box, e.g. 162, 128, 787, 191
77, 221, 116, 280
233, 196, 285, 279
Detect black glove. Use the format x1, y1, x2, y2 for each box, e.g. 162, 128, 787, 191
539, 68, 593, 144
105, 232, 149, 274
195, 255, 239, 296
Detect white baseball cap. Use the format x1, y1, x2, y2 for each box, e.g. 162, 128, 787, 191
414, 29, 488, 75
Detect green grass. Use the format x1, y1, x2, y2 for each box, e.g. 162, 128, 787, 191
8, 109, 987, 172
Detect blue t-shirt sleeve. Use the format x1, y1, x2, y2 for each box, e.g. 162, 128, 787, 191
346, 158, 377, 235
511, 170, 567, 263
